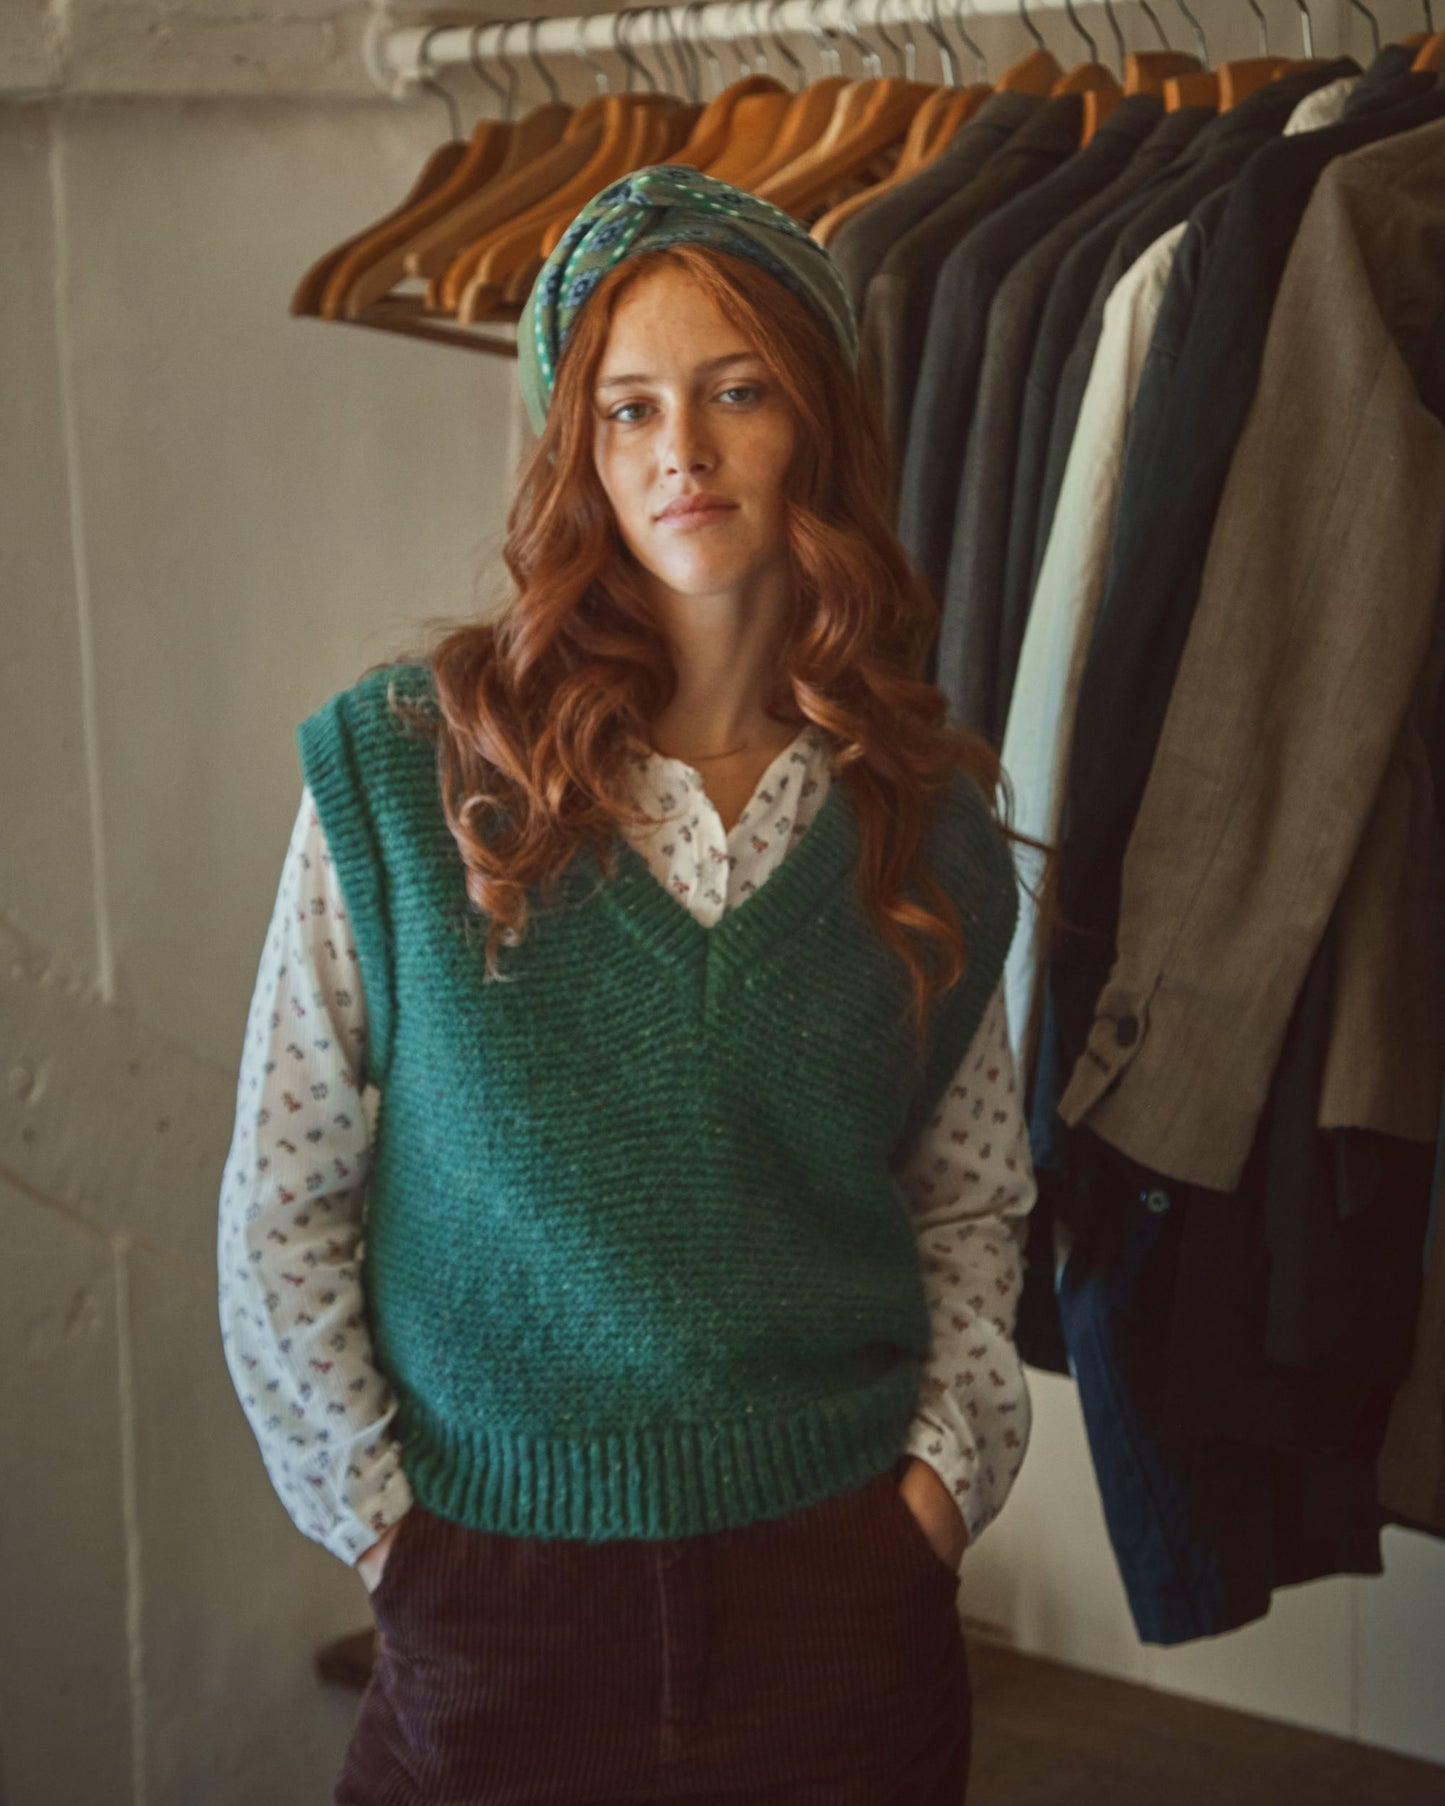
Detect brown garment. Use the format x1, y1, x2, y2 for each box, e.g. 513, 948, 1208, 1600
1057, 116, 1445, 1192
1319, 623, 1445, 1139
336, 1467, 972, 1803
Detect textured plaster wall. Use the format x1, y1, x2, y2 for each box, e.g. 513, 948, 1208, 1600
2, 3, 1444, 1799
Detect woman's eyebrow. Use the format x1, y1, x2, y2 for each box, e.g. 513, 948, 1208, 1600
595, 351, 760, 392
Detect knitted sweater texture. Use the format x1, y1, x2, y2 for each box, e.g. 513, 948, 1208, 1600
296, 661, 1019, 1541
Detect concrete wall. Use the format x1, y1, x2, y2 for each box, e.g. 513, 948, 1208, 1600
3, 3, 1444, 1800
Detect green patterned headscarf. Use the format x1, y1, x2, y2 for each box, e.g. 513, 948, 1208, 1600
516, 163, 860, 434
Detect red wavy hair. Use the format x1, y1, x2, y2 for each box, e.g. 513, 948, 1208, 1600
379, 241, 1023, 1062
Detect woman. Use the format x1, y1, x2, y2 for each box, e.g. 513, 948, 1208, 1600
217, 165, 1037, 1804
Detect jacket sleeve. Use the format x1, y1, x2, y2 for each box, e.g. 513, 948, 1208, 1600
893, 980, 1037, 1549
216, 786, 413, 1565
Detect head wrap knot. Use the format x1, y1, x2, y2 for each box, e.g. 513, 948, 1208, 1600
516, 164, 860, 434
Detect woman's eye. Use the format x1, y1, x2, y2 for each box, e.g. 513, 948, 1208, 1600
607, 384, 765, 425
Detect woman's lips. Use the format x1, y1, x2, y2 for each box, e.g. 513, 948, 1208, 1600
658, 502, 738, 528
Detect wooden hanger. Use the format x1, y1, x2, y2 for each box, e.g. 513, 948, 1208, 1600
1414, 31, 1445, 67
702, 84, 804, 184
1057, 65, 1123, 142
804, 0, 979, 207
1206, 0, 1318, 112
1163, 67, 1220, 107
998, 47, 1063, 91
1217, 55, 1293, 106
810, 82, 992, 245
836, 0, 997, 206
330, 104, 579, 322
742, 76, 853, 183
1125, 50, 1203, 91
536, 99, 700, 256
318, 89, 514, 319
291, 140, 468, 316
699, 15, 883, 192
437, 5, 701, 319
670, 73, 790, 165
395, 100, 609, 290
1157, 0, 1219, 109
448, 94, 687, 320
752, 73, 936, 216
429, 92, 668, 311
1048, 0, 1123, 142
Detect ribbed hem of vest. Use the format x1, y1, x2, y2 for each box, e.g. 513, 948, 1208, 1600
395, 1363, 922, 1542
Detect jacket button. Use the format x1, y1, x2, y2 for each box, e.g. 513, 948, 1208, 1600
1115, 1014, 1140, 1047
1144, 1190, 1171, 1214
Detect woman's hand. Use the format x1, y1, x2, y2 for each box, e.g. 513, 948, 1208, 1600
356, 1517, 404, 1595
897, 1457, 969, 1572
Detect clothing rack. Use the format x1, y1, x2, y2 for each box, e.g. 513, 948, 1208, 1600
368, 0, 1329, 99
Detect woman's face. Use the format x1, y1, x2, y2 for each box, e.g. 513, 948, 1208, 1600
590, 262, 799, 608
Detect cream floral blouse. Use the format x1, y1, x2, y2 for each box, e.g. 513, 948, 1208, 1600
217, 722, 1037, 1565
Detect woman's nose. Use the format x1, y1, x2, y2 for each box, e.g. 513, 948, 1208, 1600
661, 405, 717, 474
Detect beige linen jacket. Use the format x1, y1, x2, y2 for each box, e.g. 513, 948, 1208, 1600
1055, 117, 1445, 1194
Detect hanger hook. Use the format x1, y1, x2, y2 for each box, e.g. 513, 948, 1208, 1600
839, 0, 881, 79
741, 0, 770, 74
1168, 0, 1209, 63
1061, 0, 1097, 63
804, 0, 842, 78
1099, 0, 1127, 74
1136, 0, 1172, 49
630, 5, 674, 90
871, 0, 911, 79
661, 1, 700, 99
1344, 0, 1381, 54
921, 0, 957, 86
946, 0, 989, 81
1015, 0, 1045, 55
1243, 0, 1269, 56
572, 11, 610, 94
497, 18, 526, 118
895, 0, 926, 81
524, 14, 561, 105
668, 1, 704, 97
491, 19, 525, 120
616, 7, 656, 92
467, 21, 510, 117
1424, 0, 1436, 32
1288, 0, 1314, 56
414, 25, 462, 139
722, 0, 753, 76
681, 0, 725, 95
762, 0, 808, 87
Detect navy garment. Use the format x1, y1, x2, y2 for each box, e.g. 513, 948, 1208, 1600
1054, 1149, 1405, 1645
927, 95, 1166, 742
874, 95, 1084, 509
1047, 918, 1431, 1646
1012, 61, 1358, 613
897, 92, 1156, 661
829, 89, 1039, 321
985, 107, 1212, 725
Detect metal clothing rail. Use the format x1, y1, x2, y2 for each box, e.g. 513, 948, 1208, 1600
368, 0, 1185, 97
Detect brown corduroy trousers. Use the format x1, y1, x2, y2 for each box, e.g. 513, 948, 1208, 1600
335, 1463, 973, 1805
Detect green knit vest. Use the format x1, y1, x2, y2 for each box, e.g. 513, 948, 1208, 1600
297, 661, 1018, 1542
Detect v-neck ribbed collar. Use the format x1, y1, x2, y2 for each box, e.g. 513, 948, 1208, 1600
594, 771, 859, 971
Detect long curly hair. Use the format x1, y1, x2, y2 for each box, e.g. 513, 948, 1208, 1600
378, 240, 1030, 1061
